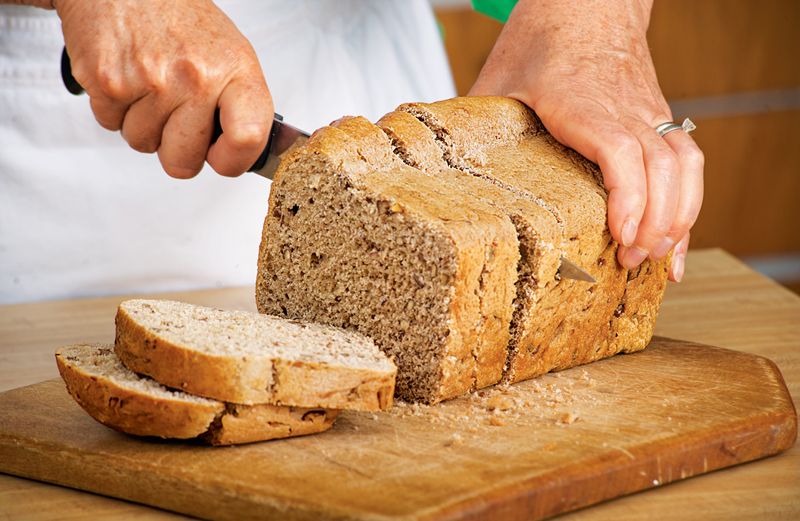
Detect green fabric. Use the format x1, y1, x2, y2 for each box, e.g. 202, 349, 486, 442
471, 0, 518, 23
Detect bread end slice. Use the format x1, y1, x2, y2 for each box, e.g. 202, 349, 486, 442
55, 343, 339, 445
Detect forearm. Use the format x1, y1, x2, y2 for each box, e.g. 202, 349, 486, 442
502, 0, 654, 66
1, 0, 55, 8
510, 0, 653, 36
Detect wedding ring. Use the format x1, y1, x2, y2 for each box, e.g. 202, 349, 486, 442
655, 118, 697, 137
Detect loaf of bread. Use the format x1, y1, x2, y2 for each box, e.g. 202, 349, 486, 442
391, 98, 669, 382
257, 96, 669, 403
114, 299, 396, 410
257, 116, 520, 404
56, 344, 339, 445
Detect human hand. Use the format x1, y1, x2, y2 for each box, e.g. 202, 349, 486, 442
470, 0, 703, 282
55, 0, 273, 178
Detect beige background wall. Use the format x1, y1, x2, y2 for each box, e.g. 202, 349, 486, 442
434, 1, 800, 292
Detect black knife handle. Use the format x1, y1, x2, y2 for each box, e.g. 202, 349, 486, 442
211, 108, 280, 172
60, 46, 274, 173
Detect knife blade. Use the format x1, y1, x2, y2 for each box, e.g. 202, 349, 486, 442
559, 256, 596, 283
61, 48, 594, 281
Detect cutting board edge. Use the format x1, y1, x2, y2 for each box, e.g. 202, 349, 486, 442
0, 434, 369, 521
415, 404, 797, 521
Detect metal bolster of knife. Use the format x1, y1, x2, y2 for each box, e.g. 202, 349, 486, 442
61, 47, 276, 174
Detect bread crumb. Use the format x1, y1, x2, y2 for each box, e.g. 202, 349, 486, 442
557, 412, 579, 425
444, 433, 464, 447
486, 395, 514, 411
488, 417, 506, 427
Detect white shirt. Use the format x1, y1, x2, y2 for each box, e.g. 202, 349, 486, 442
0, 1, 456, 304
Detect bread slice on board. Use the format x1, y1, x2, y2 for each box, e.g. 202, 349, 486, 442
55, 344, 339, 446
256, 116, 519, 404
114, 299, 396, 410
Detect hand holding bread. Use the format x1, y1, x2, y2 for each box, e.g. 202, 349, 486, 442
470, 0, 704, 282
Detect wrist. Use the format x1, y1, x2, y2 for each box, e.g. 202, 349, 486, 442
510, 0, 652, 43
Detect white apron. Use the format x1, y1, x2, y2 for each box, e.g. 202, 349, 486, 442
0, 1, 456, 304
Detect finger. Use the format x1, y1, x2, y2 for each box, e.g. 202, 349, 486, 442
206, 77, 273, 177
157, 100, 216, 179
535, 101, 647, 250
661, 130, 704, 246
89, 95, 130, 132
121, 93, 174, 153
669, 232, 690, 282
619, 118, 681, 268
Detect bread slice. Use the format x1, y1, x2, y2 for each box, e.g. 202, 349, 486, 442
396, 97, 668, 383
56, 344, 339, 446
114, 299, 396, 410
256, 116, 519, 404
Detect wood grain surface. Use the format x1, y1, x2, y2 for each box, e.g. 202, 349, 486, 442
1, 249, 799, 520
0, 337, 795, 521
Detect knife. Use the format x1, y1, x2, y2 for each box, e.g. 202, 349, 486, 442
60, 48, 594, 283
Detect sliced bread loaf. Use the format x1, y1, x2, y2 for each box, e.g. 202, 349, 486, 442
256, 116, 519, 404
114, 299, 396, 410
257, 96, 669, 401
56, 344, 339, 445
396, 97, 668, 383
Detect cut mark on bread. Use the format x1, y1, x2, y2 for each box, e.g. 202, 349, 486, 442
398, 105, 567, 233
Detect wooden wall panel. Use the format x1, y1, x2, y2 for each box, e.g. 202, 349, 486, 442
648, 0, 800, 99
436, 9, 503, 96
688, 110, 800, 255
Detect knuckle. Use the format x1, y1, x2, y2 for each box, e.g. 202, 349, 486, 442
95, 69, 126, 99
669, 219, 693, 240
683, 144, 705, 170
227, 122, 268, 150
608, 132, 640, 157
650, 149, 680, 179
650, 223, 673, 240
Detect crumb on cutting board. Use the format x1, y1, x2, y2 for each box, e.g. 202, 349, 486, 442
382, 366, 602, 438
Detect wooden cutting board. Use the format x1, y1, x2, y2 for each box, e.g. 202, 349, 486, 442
0, 337, 795, 521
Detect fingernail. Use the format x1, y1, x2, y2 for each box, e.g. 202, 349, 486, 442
672, 254, 685, 282
622, 247, 649, 270
621, 219, 638, 248
651, 237, 675, 259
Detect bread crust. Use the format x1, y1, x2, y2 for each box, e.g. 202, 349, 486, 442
395, 97, 668, 384
256, 117, 518, 403
256, 96, 669, 402
56, 344, 338, 445
114, 303, 395, 411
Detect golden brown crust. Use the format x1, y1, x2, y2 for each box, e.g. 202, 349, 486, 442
55, 344, 338, 445
114, 306, 395, 411
398, 96, 668, 383
257, 116, 518, 403
257, 96, 668, 403
57, 346, 222, 439
325, 117, 519, 397
202, 405, 339, 446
